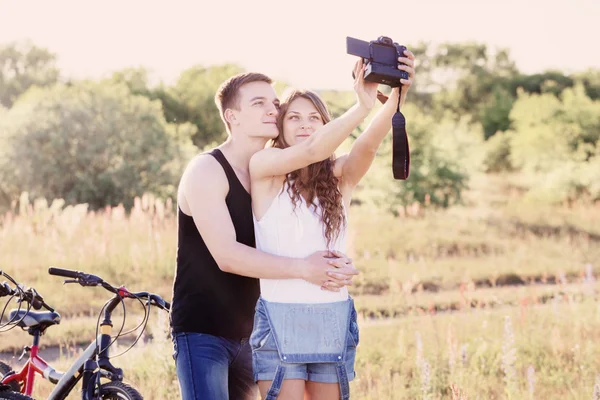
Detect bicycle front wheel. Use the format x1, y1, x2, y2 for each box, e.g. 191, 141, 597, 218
0, 390, 35, 400
98, 381, 143, 400
0, 362, 20, 393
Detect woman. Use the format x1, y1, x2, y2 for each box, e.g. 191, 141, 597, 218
249, 54, 415, 400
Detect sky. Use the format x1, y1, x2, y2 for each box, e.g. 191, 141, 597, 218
1, 0, 599, 91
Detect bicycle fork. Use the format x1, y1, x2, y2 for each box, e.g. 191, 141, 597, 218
97, 295, 124, 381
82, 295, 124, 400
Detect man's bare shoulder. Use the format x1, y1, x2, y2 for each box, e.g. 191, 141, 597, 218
179, 152, 230, 203
182, 153, 225, 182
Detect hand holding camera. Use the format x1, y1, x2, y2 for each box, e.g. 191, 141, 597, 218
352, 59, 379, 111
346, 36, 415, 180
346, 36, 413, 86
347, 36, 415, 103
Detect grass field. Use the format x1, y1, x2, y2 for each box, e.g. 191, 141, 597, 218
1, 173, 599, 399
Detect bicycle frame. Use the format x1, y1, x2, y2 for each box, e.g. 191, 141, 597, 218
2, 326, 64, 396
2, 267, 169, 400
47, 335, 103, 400
2, 294, 125, 400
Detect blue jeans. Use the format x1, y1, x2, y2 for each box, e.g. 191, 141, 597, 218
172, 332, 258, 400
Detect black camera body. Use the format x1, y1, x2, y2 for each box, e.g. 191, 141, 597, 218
346, 36, 408, 88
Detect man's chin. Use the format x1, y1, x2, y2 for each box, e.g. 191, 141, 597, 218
250, 133, 278, 141
262, 127, 280, 139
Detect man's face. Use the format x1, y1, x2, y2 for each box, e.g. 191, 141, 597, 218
230, 81, 280, 139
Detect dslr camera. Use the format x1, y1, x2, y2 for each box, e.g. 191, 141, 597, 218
346, 36, 408, 88
346, 36, 411, 180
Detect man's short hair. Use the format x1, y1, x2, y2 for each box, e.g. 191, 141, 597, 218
214, 72, 273, 131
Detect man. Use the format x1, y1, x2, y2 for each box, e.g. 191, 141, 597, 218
170, 72, 360, 400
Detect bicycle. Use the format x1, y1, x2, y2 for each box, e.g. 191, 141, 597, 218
0, 271, 38, 400
0, 267, 171, 400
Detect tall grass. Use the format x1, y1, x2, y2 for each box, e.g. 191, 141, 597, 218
15, 300, 600, 400
1, 176, 599, 399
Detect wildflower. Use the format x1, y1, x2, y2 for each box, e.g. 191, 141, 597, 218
527, 365, 535, 398
501, 316, 517, 392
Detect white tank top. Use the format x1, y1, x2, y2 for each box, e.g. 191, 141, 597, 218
253, 182, 349, 303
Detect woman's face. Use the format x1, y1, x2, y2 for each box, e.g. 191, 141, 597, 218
281, 97, 325, 146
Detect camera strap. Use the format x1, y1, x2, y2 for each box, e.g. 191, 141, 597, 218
378, 88, 411, 180
391, 88, 410, 180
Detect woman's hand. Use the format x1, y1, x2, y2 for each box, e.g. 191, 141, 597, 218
398, 48, 416, 88
352, 59, 379, 111
398, 49, 416, 107
375, 49, 416, 107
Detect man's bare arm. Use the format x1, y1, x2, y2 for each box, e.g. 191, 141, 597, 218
180, 155, 358, 287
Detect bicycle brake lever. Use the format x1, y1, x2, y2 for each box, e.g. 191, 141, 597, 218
79, 273, 103, 287
0, 282, 12, 297
63, 279, 79, 284
18, 346, 31, 361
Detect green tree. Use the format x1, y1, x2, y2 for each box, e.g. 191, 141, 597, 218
483, 131, 513, 173
0, 105, 15, 207
351, 104, 481, 213
0, 41, 59, 108
480, 86, 514, 139
171, 64, 244, 148
509, 91, 570, 173
412, 42, 520, 137
1, 82, 196, 209
431, 44, 517, 111
507, 71, 574, 98
572, 69, 600, 100
107, 67, 153, 96
507, 84, 600, 204
509, 84, 600, 173
107, 67, 190, 129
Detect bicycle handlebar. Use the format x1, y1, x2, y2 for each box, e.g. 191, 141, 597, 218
121, 291, 171, 310
48, 266, 170, 311
1, 270, 54, 312
25, 287, 55, 312
47, 267, 79, 279
0, 281, 13, 297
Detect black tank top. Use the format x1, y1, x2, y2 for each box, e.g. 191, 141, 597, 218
170, 148, 260, 340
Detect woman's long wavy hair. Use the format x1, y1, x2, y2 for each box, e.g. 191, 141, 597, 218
271, 89, 346, 249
